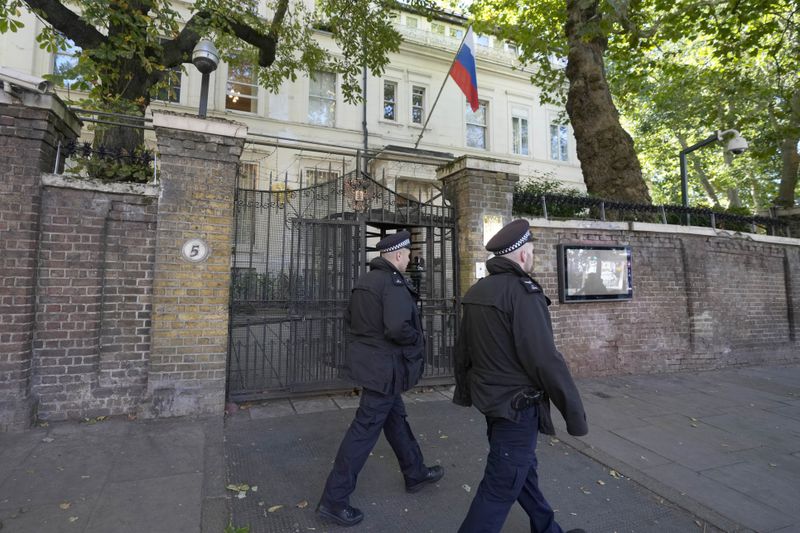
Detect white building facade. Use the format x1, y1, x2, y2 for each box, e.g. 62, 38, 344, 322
0, 3, 584, 193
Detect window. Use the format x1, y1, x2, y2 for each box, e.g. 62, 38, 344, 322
383, 80, 397, 121
305, 167, 340, 184
411, 86, 425, 125
53, 37, 82, 88
506, 43, 519, 55
449, 27, 464, 39
226, 61, 259, 113
550, 124, 570, 161
154, 67, 181, 103
476, 34, 490, 47
406, 16, 418, 28
237, 162, 259, 247
466, 101, 488, 149
239, 162, 259, 189
154, 39, 181, 103
309, 71, 336, 127
431, 22, 445, 35
396, 178, 436, 204
512, 111, 529, 155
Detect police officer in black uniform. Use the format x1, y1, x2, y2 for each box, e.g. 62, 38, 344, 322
454, 219, 588, 533
317, 230, 444, 527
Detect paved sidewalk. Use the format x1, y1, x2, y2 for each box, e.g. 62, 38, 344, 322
0, 416, 226, 533
559, 365, 800, 533
226, 364, 800, 533
1, 364, 797, 532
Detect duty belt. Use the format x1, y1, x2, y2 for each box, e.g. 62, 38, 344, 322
510, 389, 543, 411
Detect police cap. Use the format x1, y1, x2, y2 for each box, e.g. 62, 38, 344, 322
485, 219, 532, 255
376, 231, 412, 252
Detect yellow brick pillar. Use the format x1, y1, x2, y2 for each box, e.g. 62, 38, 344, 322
437, 156, 520, 296
141, 112, 247, 418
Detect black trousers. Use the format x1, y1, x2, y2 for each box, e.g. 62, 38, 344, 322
458, 407, 563, 533
320, 388, 427, 509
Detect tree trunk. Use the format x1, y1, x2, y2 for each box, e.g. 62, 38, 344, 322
775, 136, 799, 207
564, 0, 651, 204
727, 188, 741, 208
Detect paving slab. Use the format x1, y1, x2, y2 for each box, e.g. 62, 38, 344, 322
226, 400, 718, 533
641, 462, 793, 532
247, 400, 295, 419
84, 472, 203, 533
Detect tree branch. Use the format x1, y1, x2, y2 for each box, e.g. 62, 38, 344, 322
24, 0, 105, 49
159, 1, 286, 74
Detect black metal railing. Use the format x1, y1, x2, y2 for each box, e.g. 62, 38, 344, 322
514, 192, 790, 237
54, 139, 157, 183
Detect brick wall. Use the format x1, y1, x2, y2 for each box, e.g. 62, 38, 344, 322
530, 221, 799, 376
31, 178, 157, 420
0, 93, 81, 430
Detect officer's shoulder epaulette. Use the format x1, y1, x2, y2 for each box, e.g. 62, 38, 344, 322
519, 278, 542, 294
391, 271, 405, 286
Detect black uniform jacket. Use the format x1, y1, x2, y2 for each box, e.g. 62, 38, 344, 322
453, 256, 588, 437
345, 256, 425, 395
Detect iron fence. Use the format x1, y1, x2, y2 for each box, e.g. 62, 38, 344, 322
514, 192, 790, 237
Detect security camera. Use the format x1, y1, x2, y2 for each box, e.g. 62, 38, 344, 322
718, 129, 748, 155
0, 66, 53, 94
725, 136, 748, 155
192, 39, 219, 75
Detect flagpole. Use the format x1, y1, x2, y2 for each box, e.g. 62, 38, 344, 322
413, 26, 472, 150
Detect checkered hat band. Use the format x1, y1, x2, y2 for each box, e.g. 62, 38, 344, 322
383, 238, 411, 252
496, 231, 530, 255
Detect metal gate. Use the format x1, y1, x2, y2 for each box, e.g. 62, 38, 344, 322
227, 157, 458, 400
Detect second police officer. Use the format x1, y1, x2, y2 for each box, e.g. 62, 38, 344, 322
454, 219, 588, 533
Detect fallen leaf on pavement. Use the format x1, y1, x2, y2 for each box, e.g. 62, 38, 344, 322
296, 500, 309, 509
609, 470, 623, 479
597, 480, 605, 486
462, 484, 471, 493
226, 484, 250, 492
268, 505, 283, 513
68, 517, 79, 522
59, 502, 71, 510
42, 437, 54, 443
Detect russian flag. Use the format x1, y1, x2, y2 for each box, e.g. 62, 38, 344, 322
449, 27, 479, 112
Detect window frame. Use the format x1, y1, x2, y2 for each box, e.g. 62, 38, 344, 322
550, 123, 570, 161
308, 70, 337, 127
382, 79, 398, 122
465, 100, 488, 150
153, 38, 182, 103
226, 60, 259, 114
512, 114, 529, 156
411, 85, 426, 126
52, 36, 83, 89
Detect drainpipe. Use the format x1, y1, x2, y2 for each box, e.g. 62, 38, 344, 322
362, 64, 369, 171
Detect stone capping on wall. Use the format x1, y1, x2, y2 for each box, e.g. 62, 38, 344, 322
0, 90, 83, 137
152, 110, 248, 139
436, 154, 521, 179
41, 173, 160, 197
527, 218, 800, 247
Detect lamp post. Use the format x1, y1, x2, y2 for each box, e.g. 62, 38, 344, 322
192, 39, 219, 119
679, 129, 748, 222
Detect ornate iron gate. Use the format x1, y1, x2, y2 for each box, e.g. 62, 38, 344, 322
227, 160, 458, 400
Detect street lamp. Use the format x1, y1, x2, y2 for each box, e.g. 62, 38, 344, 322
192, 39, 219, 119
679, 129, 749, 210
